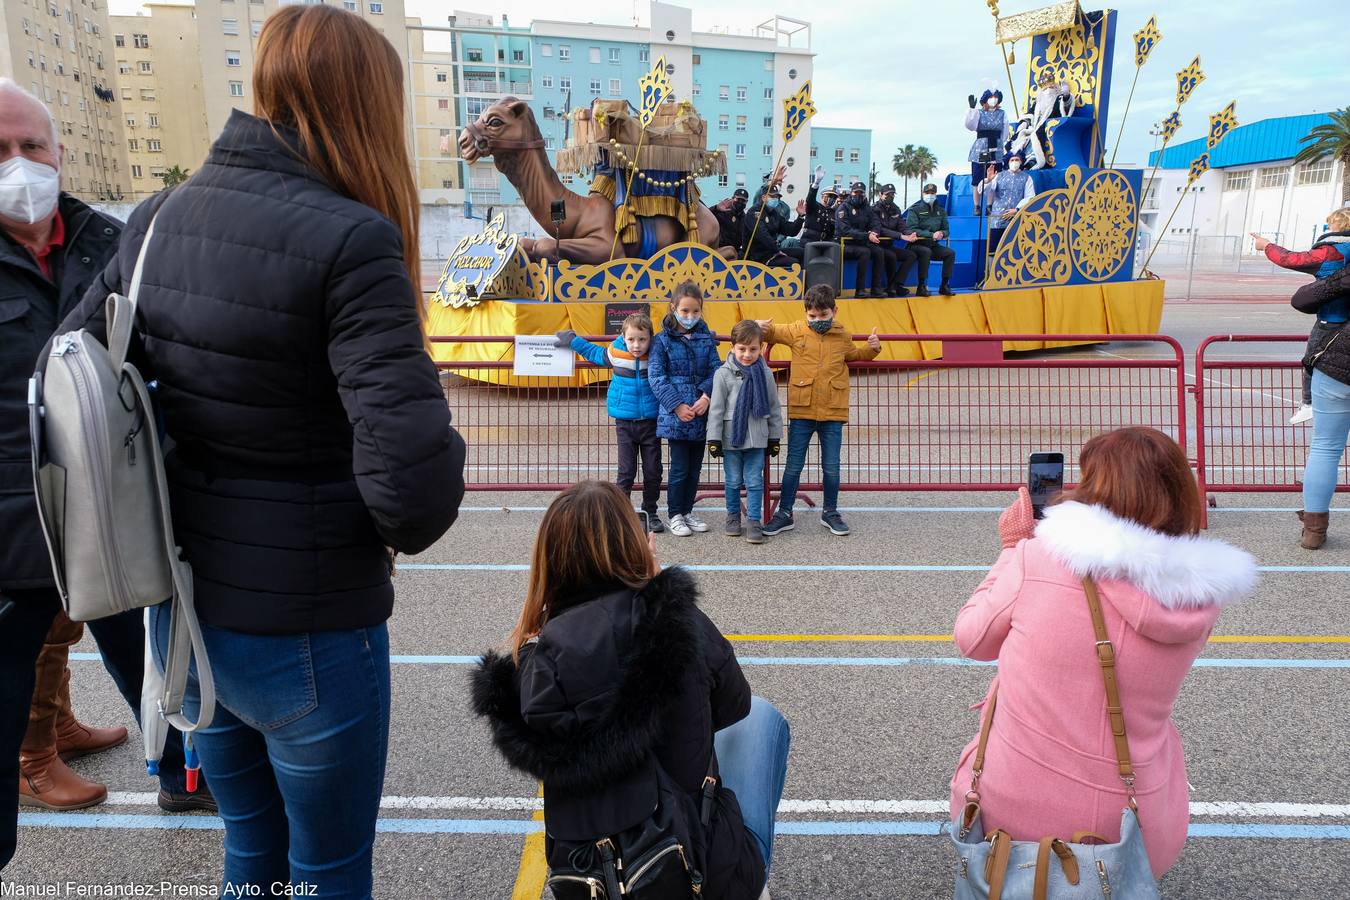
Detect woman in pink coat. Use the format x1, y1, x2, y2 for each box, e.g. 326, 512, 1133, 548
948, 428, 1258, 878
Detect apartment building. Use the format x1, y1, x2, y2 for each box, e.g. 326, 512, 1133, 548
111, 4, 211, 199
2, 0, 132, 200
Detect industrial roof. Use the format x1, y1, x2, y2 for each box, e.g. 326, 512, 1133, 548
1148, 113, 1335, 170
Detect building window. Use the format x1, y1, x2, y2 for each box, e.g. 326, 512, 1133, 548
148, 113, 159, 127
147, 140, 162, 152
543, 107, 555, 119
810, 145, 817, 158
589, 47, 601, 64
559, 45, 571, 61
118, 61, 130, 75
466, 49, 482, 62
1258, 167, 1288, 189
131, 165, 142, 178
128, 138, 138, 152
541, 74, 553, 88
513, 49, 524, 62
692, 83, 701, 97
589, 78, 601, 95
719, 85, 729, 101
763, 58, 774, 71
559, 76, 571, 90
849, 148, 860, 163
466, 97, 492, 116
718, 173, 728, 188
140, 88, 156, 101
222, 18, 239, 35
226, 51, 241, 67
438, 98, 449, 110
138, 60, 152, 74
133, 33, 149, 48
229, 81, 244, 97
608, 78, 621, 96
692, 53, 701, 65
544, 136, 555, 150
718, 115, 728, 131
1222, 170, 1251, 192
126, 115, 135, 127
736, 86, 746, 102
343, 0, 356, 8
1297, 158, 1333, 186
251, 21, 262, 36
639, 47, 649, 63
735, 143, 746, 159
763, 116, 772, 128
436, 72, 447, 83
609, 47, 620, 64
114, 32, 123, 46
763, 144, 772, 157
834, 148, 844, 163
736, 115, 746, 132
369, 2, 382, 13
540, 43, 552, 57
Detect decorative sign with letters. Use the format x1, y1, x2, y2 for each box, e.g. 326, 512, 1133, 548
430, 214, 520, 309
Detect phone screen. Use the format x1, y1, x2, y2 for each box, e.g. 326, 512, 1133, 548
1028, 453, 1065, 519
636, 511, 650, 534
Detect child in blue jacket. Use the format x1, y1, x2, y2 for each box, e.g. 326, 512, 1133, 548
555, 314, 665, 531
648, 282, 721, 537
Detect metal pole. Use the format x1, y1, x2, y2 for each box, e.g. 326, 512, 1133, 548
1184, 186, 1199, 301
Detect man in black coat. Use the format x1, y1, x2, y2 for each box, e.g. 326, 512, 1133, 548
835, 182, 887, 298
780, 179, 838, 264
0, 81, 208, 871
711, 187, 749, 258
871, 184, 919, 297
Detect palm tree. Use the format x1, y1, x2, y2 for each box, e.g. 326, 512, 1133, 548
892, 144, 918, 204
912, 147, 939, 198
157, 165, 191, 190
1294, 107, 1350, 204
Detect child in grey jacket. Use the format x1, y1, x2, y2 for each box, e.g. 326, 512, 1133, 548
708, 320, 784, 544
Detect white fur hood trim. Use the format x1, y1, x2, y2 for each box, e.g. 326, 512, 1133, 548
1035, 502, 1258, 609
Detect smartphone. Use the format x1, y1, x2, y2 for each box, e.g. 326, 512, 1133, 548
1027, 452, 1065, 520
636, 511, 651, 534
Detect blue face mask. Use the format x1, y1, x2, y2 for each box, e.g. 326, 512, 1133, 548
676, 314, 701, 330
809, 318, 833, 334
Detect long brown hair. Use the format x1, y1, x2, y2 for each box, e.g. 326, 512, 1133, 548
253, 6, 424, 336
1065, 427, 1201, 536
508, 481, 654, 660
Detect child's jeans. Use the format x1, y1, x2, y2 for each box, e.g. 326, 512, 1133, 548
615, 418, 662, 514
667, 439, 706, 518
723, 447, 766, 519
776, 419, 844, 514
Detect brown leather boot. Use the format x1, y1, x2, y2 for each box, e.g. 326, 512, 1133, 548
1298, 511, 1330, 550
19, 615, 108, 811
56, 666, 128, 761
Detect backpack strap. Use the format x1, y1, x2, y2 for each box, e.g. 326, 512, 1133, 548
107, 216, 157, 371
1083, 576, 1138, 810
700, 753, 718, 827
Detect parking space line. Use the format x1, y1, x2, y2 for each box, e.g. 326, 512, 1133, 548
510, 784, 547, 900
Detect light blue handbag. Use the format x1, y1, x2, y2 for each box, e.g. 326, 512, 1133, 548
948, 578, 1161, 900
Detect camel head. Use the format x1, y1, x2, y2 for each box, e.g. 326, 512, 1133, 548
458, 97, 544, 165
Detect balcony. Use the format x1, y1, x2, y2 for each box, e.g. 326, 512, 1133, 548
462, 78, 532, 96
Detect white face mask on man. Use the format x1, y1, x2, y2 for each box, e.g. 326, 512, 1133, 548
1008, 160, 1022, 172
0, 156, 60, 225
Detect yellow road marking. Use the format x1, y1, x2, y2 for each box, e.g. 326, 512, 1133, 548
511, 783, 547, 900
725, 634, 1350, 645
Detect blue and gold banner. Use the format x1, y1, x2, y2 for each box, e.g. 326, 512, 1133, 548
1159, 111, 1182, 142
1187, 153, 1210, 185
782, 81, 817, 145
1175, 55, 1204, 107
1133, 16, 1161, 67
1207, 101, 1238, 150
638, 56, 673, 128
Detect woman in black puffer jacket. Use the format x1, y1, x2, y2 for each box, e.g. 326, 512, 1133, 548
473, 481, 791, 900
1292, 263, 1350, 549
59, 7, 465, 895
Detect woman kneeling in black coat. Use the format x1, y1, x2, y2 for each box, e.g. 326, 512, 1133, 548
472, 481, 790, 900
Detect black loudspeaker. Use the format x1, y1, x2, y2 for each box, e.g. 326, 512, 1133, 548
803, 241, 840, 291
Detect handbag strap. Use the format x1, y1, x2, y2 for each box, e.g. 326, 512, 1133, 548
1083, 576, 1138, 809
107, 215, 157, 370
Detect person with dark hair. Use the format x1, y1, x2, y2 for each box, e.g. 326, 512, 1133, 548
712, 187, 751, 258
649, 281, 721, 537
965, 88, 1010, 186
473, 481, 790, 900
835, 182, 887, 298
904, 184, 956, 296
870, 184, 919, 296
949, 427, 1258, 878
52, 7, 466, 893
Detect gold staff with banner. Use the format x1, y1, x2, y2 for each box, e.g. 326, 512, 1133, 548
1108, 15, 1162, 169
986, 0, 1021, 125
1142, 55, 1205, 200
607, 55, 674, 261
1140, 100, 1237, 275
744, 80, 817, 258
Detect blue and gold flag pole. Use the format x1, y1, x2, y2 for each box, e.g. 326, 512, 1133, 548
1140, 100, 1237, 275
745, 81, 817, 258
608, 56, 673, 261
1108, 16, 1162, 169
1142, 55, 1205, 200
987, 1, 1021, 125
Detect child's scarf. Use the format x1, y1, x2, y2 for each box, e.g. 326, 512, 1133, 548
729, 355, 771, 448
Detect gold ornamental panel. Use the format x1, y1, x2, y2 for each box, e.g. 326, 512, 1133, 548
985, 167, 1080, 289
1070, 169, 1137, 282
551, 242, 801, 302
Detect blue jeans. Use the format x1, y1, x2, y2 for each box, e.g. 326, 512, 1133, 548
724, 447, 766, 519
776, 419, 844, 514
667, 439, 706, 517
714, 696, 790, 875
1303, 369, 1350, 513
150, 604, 391, 899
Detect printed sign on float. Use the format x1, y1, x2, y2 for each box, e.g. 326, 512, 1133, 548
513, 335, 576, 378
605, 302, 649, 336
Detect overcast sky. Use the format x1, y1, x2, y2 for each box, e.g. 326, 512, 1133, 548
109, 0, 1344, 185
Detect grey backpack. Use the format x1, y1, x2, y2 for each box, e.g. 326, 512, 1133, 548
29, 216, 214, 767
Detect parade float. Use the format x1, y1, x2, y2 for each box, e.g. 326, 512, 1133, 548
429, 1, 1238, 384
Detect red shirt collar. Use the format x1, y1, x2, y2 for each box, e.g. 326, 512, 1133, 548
29, 212, 66, 279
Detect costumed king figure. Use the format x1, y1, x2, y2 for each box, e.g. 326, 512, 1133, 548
965, 88, 1010, 208
975, 150, 1035, 251
1027, 69, 1077, 168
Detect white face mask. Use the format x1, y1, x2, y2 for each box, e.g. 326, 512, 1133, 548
0, 156, 60, 225
1009, 160, 1022, 171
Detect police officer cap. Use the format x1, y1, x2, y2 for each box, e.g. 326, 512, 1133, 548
850, 181, 867, 192
821, 186, 839, 197
922, 183, 938, 193
880, 183, 896, 194
732, 188, 749, 199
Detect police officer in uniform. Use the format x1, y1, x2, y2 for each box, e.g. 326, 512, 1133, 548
904, 183, 957, 296
835, 182, 887, 298
871, 184, 919, 296
711, 187, 750, 258
780, 176, 838, 262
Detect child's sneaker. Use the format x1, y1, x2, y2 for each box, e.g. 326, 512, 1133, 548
724, 513, 742, 537
745, 519, 764, 544
1290, 404, 1314, 425
685, 512, 710, 533
647, 514, 666, 534
820, 510, 851, 536
761, 509, 794, 536
668, 514, 692, 537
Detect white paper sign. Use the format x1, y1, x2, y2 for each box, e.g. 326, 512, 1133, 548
513, 335, 576, 378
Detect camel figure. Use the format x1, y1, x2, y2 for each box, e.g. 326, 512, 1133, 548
457, 98, 724, 263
